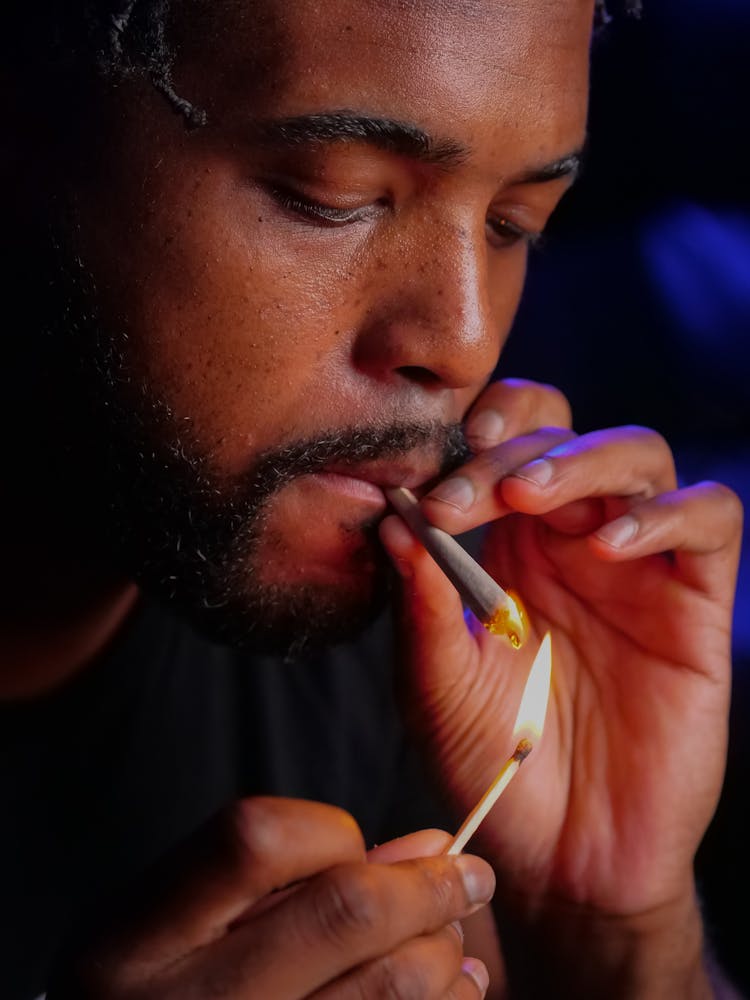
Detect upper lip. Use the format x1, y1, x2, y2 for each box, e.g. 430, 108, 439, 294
317, 459, 445, 495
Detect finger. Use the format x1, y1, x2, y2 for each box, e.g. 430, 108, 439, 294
589, 481, 743, 597
78, 798, 366, 984
457, 957, 492, 998
503, 426, 678, 512
367, 828, 452, 863
424, 425, 677, 536
420, 427, 576, 534
224, 829, 454, 944
307, 923, 467, 1000
464, 377, 572, 452
193, 853, 495, 999
538, 497, 607, 536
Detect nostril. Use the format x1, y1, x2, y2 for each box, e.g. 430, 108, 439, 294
396, 365, 442, 386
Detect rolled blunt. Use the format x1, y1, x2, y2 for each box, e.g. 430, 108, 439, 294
385, 487, 525, 645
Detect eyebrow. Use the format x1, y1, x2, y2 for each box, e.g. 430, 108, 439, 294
252, 110, 583, 183
252, 111, 468, 168
509, 152, 583, 186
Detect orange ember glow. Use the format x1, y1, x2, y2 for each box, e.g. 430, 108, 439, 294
485, 589, 528, 648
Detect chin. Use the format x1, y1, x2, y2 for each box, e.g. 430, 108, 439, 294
174, 570, 391, 658
139, 531, 393, 658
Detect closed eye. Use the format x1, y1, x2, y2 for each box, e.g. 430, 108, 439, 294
271, 185, 385, 226
486, 214, 543, 250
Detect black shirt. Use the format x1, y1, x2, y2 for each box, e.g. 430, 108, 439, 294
0, 598, 450, 999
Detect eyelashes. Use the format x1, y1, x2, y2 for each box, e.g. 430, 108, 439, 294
269, 185, 543, 249
271, 186, 383, 226
486, 215, 543, 250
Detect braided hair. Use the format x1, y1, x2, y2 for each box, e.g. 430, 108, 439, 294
84, 0, 207, 125
4, 1, 205, 127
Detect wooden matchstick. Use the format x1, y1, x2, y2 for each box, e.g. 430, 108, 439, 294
385, 487, 525, 646
445, 739, 533, 855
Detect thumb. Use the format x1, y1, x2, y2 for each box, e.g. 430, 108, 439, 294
57, 798, 365, 986
367, 828, 452, 864
379, 513, 476, 690
379, 514, 521, 777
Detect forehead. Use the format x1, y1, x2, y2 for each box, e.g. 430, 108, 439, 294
174, 0, 592, 164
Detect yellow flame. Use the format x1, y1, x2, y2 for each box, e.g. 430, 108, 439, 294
512, 632, 552, 742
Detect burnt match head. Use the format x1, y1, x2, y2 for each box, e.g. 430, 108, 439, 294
514, 738, 534, 763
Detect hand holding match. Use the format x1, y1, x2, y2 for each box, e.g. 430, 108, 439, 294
385, 487, 526, 647
386, 486, 551, 854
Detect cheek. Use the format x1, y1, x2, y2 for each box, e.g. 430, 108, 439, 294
77, 156, 368, 471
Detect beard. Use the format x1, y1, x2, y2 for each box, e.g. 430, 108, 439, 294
36, 223, 469, 657
96, 408, 468, 656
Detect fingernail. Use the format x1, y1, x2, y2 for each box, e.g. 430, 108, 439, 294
462, 957, 490, 995
455, 855, 496, 905
426, 476, 475, 512
596, 514, 639, 548
450, 919, 464, 943
512, 458, 554, 487
466, 409, 505, 450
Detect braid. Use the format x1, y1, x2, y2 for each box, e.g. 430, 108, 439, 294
91, 0, 207, 127
106, 0, 138, 62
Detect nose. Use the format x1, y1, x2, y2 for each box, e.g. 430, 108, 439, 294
351, 218, 523, 391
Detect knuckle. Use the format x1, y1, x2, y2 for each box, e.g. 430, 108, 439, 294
221, 798, 278, 871
498, 376, 542, 394
701, 480, 744, 527
537, 381, 573, 421
499, 378, 572, 423
312, 866, 384, 946
622, 424, 671, 454
417, 860, 461, 919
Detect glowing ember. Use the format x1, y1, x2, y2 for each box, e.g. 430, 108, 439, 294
484, 589, 527, 649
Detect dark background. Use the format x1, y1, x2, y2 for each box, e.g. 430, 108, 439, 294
500, 0, 750, 990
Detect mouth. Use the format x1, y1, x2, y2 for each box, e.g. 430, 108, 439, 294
307, 460, 444, 508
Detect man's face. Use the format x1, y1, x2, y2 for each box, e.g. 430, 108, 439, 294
64, 0, 591, 650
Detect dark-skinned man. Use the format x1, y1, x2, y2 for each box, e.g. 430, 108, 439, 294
1, 1, 742, 997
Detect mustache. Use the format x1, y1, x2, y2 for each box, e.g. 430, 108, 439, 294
246, 421, 470, 502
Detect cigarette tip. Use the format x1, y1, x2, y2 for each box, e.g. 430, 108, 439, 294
485, 590, 527, 649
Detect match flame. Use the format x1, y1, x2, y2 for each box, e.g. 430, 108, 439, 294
512, 632, 552, 742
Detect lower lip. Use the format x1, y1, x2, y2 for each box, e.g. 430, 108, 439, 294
306, 472, 388, 506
